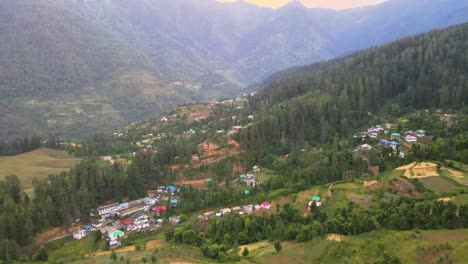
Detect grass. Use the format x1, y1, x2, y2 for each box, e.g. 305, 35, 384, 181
453, 194, 468, 205
419, 176, 457, 193
0, 147, 80, 190
76, 242, 212, 264
255, 168, 277, 182
249, 229, 468, 264
47, 235, 104, 263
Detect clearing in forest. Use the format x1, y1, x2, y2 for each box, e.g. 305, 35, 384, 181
0, 147, 81, 190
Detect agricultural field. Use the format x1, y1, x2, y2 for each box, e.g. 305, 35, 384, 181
247, 229, 468, 264
177, 104, 214, 123
418, 176, 458, 193
0, 147, 81, 190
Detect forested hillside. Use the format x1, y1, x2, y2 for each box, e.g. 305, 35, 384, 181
242, 23, 468, 157
1, 21, 468, 262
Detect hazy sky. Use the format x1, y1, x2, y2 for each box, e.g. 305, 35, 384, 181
217, 0, 387, 10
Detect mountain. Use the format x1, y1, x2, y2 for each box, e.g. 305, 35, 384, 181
241, 22, 468, 157
1, 0, 468, 139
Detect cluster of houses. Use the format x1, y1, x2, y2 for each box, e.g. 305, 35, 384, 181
197, 202, 272, 221
357, 125, 429, 159
73, 186, 184, 249
240, 173, 258, 187
119, 213, 151, 231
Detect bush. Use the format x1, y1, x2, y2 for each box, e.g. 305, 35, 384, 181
182, 230, 196, 244
33, 247, 48, 261
274, 241, 282, 252
242, 247, 249, 257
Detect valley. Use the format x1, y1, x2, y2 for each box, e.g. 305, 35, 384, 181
2, 0, 468, 139
0, 3, 468, 263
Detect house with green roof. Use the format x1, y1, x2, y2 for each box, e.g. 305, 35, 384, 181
416, 130, 426, 137
391, 133, 401, 140
109, 230, 124, 240
312, 196, 321, 202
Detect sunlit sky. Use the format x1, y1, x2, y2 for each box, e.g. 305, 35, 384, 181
217, 0, 387, 10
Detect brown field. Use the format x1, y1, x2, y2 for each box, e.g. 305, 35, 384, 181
178, 104, 214, 123
93, 239, 165, 257
391, 178, 422, 198
422, 230, 468, 242
238, 241, 270, 256
347, 193, 376, 210
395, 162, 418, 171
0, 147, 81, 190
396, 162, 439, 178
177, 179, 208, 187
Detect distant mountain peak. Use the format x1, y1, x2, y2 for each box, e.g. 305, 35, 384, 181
282, 0, 306, 9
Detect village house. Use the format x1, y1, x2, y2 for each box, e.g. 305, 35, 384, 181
154, 205, 167, 215
242, 205, 254, 214
407, 131, 417, 136
97, 203, 119, 216
360, 144, 372, 151
108, 230, 125, 240
261, 202, 271, 209
119, 203, 129, 210
166, 186, 177, 193
253, 165, 260, 172
417, 130, 426, 137
391, 133, 401, 140
390, 141, 400, 150
160, 116, 168, 122
73, 229, 87, 240
405, 135, 418, 142
192, 154, 200, 162
380, 139, 389, 146
170, 199, 179, 207
169, 216, 181, 224
143, 197, 156, 206
203, 211, 214, 217
232, 206, 242, 212
120, 218, 134, 227
220, 208, 232, 215
109, 240, 121, 249
129, 214, 150, 230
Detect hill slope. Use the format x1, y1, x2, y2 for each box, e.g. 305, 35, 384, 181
243, 22, 468, 156
1, 0, 468, 139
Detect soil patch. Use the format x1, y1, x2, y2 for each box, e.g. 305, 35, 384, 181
146, 239, 165, 249
238, 242, 270, 256
347, 193, 375, 210
422, 230, 468, 242
396, 162, 417, 171
327, 234, 348, 242
391, 178, 422, 198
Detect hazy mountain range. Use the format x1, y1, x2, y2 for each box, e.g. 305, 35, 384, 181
1, 0, 467, 139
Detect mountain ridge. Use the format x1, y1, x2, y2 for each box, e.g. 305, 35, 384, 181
1, 0, 468, 139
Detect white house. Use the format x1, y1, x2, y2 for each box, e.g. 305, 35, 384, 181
360, 144, 372, 151
405, 135, 417, 142
97, 203, 119, 215
220, 208, 232, 215
73, 229, 87, 240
